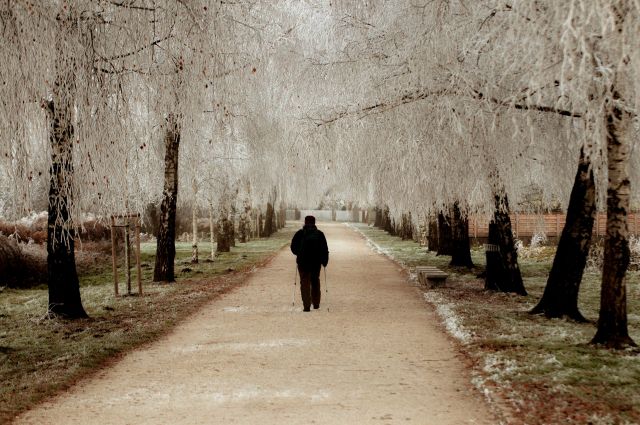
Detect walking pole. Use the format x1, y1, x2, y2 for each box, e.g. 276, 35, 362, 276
292, 265, 297, 310
324, 266, 329, 312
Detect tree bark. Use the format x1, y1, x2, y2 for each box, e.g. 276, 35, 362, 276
153, 114, 180, 282
485, 195, 527, 295
450, 203, 473, 268
436, 212, 453, 256
400, 213, 413, 240
427, 216, 439, 252
44, 98, 87, 318
216, 218, 231, 253
209, 203, 215, 260
225, 217, 234, 249
229, 203, 236, 248
257, 209, 264, 237
531, 148, 595, 321
279, 202, 287, 228
591, 89, 636, 348
374, 207, 382, 228
264, 202, 275, 236
144, 202, 160, 236
238, 212, 248, 243
216, 199, 231, 253
382, 206, 394, 234
191, 204, 198, 264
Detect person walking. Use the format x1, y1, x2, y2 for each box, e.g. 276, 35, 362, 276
290, 215, 329, 312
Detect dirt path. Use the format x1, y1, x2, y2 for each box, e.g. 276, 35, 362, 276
16, 223, 496, 425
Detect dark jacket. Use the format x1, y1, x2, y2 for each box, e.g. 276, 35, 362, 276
290, 224, 329, 269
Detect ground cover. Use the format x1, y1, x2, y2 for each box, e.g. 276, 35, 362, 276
0, 226, 295, 424
351, 223, 640, 425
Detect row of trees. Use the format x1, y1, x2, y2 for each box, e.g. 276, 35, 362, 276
0, 1, 293, 318
286, 1, 639, 348
1, 1, 638, 348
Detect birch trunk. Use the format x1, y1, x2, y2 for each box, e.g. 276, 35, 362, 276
191, 204, 198, 264
485, 194, 527, 295
209, 203, 215, 260
45, 26, 87, 318
427, 216, 439, 252
264, 202, 275, 236
45, 96, 87, 318
374, 207, 382, 228
592, 90, 636, 347
216, 199, 231, 253
436, 212, 453, 256
153, 114, 180, 282
531, 148, 595, 321
449, 203, 473, 268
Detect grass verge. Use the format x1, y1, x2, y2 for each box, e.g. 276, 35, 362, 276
350, 223, 640, 425
0, 226, 295, 424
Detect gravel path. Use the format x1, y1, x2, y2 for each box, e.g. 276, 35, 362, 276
16, 223, 496, 425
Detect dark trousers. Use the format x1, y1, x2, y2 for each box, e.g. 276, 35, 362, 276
298, 264, 321, 309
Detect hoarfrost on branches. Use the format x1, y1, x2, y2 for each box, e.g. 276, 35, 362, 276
1, 0, 639, 229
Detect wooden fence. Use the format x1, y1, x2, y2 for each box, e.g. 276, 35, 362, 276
468, 213, 640, 239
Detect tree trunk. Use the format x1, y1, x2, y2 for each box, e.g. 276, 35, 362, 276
383, 207, 394, 234
374, 207, 382, 228
427, 216, 439, 252
144, 202, 160, 236
209, 203, 215, 260
229, 204, 236, 248
216, 217, 231, 253
485, 195, 527, 295
191, 204, 198, 264
401, 213, 413, 240
225, 217, 234, 249
264, 203, 275, 236
238, 212, 248, 243
531, 148, 595, 321
44, 98, 87, 318
280, 202, 287, 228
153, 114, 180, 282
436, 212, 453, 256
216, 199, 231, 253
591, 90, 636, 348
450, 203, 473, 268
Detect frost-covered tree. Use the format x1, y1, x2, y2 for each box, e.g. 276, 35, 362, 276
0, 0, 213, 311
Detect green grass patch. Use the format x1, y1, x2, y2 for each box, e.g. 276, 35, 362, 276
0, 226, 295, 424
352, 223, 640, 425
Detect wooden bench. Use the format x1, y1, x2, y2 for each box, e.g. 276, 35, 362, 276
415, 266, 449, 288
